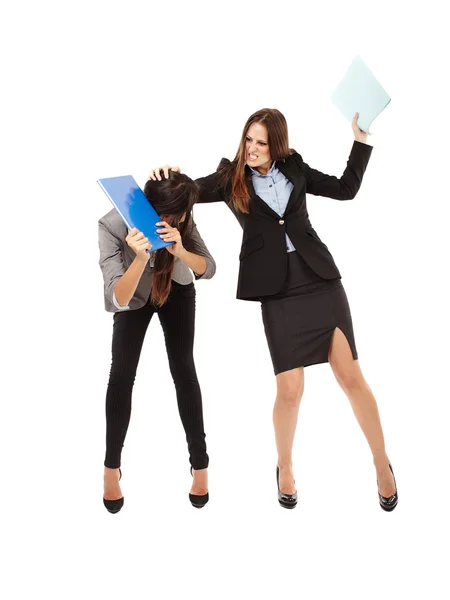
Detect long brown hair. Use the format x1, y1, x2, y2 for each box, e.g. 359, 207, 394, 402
217, 108, 293, 213
143, 172, 198, 306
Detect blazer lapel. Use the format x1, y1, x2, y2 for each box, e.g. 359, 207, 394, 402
275, 158, 306, 215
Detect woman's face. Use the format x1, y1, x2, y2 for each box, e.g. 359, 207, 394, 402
245, 122, 272, 172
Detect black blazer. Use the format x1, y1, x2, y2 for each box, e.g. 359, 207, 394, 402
195, 141, 372, 301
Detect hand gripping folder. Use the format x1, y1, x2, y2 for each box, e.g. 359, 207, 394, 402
98, 175, 173, 251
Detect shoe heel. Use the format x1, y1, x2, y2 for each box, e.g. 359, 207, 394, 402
378, 463, 398, 512
277, 466, 298, 509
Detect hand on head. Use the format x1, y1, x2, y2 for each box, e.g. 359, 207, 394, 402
148, 165, 181, 181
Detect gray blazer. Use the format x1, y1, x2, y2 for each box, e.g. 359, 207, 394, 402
98, 209, 216, 313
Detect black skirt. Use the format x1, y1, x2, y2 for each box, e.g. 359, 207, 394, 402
260, 251, 358, 375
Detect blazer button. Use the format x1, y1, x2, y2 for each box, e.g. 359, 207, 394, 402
279, 219, 285, 225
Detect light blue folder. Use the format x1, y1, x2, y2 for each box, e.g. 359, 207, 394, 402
331, 56, 391, 134
97, 175, 173, 251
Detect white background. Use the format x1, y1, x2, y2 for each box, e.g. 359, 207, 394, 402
2, 0, 449, 598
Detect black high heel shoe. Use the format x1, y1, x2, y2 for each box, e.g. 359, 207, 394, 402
378, 463, 398, 512
189, 466, 209, 509
276, 466, 298, 509
103, 468, 124, 514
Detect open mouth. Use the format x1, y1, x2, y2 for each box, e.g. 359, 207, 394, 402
248, 153, 258, 161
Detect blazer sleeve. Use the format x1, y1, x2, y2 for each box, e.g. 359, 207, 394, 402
188, 221, 217, 280
195, 158, 231, 204
98, 220, 127, 307
294, 141, 373, 200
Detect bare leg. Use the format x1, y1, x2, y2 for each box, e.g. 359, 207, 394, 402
273, 367, 305, 495
328, 328, 396, 497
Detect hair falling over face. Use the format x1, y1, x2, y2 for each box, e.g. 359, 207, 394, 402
143, 172, 199, 306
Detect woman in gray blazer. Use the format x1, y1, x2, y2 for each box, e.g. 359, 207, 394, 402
98, 171, 216, 513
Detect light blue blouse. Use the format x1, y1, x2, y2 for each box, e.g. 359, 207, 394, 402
248, 162, 296, 252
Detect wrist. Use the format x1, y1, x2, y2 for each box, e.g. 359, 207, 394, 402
134, 253, 150, 265
177, 246, 188, 260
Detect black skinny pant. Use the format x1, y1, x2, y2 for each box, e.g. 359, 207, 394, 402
104, 281, 208, 470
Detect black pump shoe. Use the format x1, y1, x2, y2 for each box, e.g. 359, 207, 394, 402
276, 466, 298, 509
103, 468, 124, 514
378, 463, 398, 512
189, 466, 209, 509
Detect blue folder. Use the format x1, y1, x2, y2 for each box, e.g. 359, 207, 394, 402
97, 175, 173, 252
331, 55, 391, 134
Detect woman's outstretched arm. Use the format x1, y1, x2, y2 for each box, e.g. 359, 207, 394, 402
148, 164, 227, 204
294, 113, 373, 201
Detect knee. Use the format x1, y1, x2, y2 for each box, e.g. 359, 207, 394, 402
169, 356, 197, 384
108, 366, 137, 387
108, 353, 139, 384
276, 382, 304, 407
333, 367, 364, 394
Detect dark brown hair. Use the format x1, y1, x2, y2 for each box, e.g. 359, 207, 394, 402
217, 108, 293, 213
143, 171, 198, 306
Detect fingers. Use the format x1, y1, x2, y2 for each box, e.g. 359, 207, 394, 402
134, 234, 149, 245
138, 240, 152, 252
126, 228, 138, 243
126, 228, 152, 253
148, 165, 173, 181
148, 165, 181, 181
127, 229, 145, 241
159, 229, 178, 239
133, 239, 149, 250
352, 113, 362, 131
127, 227, 141, 236
155, 223, 180, 242
148, 168, 162, 181
155, 221, 172, 235
134, 238, 152, 251
136, 240, 152, 255
161, 235, 179, 243
160, 231, 180, 242
352, 113, 366, 137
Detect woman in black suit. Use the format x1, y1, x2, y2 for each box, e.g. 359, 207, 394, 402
150, 109, 398, 511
